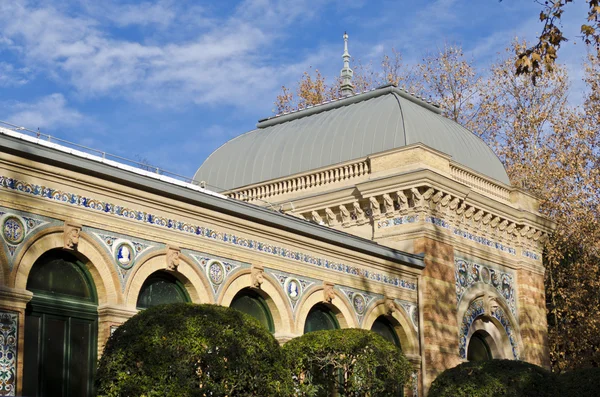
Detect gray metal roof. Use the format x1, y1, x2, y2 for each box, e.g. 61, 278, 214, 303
195, 85, 510, 190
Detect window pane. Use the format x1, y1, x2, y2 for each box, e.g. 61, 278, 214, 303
304, 305, 338, 333
371, 316, 401, 348
467, 332, 492, 361
137, 273, 188, 309
230, 292, 273, 332
27, 251, 91, 300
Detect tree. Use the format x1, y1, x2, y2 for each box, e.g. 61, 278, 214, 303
275, 68, 341, 114
283, 328, 413, 396
515, 0, 600, 80
96, 303, 293, 396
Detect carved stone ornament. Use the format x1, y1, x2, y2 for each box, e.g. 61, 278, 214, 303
484, 294, 500, 316
311, 211, 323, 224
396, 190, 409, 212
386, 298, 396, 315
63, 221, 82, 250
251, 265, 264, 288
339, 204, 351, 225
369, 196, 381, 218
353, 202, 366, 223
325, 207, 337, 225
166, 245, 181, 271
323, 282, 335, 303
382, 194, 394, 214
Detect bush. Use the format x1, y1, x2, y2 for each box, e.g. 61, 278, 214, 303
428, 359, 558, 397
96, 303, 293, 397
283, 328, 412, 396
558, 367, 600, 397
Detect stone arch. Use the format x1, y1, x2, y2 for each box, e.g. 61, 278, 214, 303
457, 284, 522, 360
124, 250, 212, 308
295, 285, 357, 333
362, 300, 419, 356
12, 227, 120, 305
218, 269, 293, 338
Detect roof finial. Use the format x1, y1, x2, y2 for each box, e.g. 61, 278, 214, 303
340, 32, 354, 97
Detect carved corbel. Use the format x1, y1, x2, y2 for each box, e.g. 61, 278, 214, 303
490, 216, 501, 228
464, 206, 476, 219
385, 298, 396, 315
482, 213, 493, 225
484, 295, 500, 316
449, 197, 460, 210
325, 208, 337, 226
431, 191, 443, 204
382, 193, 395, 215
498, 220, 509, 231
251, 265, 265, 288
410, 187, 423, 207
532, 230, 542, 241
422, 188, 435, 201
506, 223, 517, 235
369, 196, 381, 219
166, 245, 181, 271
311, 211, 324, 225
396, 191, 409, 213
323, 283, 335, 303
441, 194, 452, 207
353, 202, 367, 224
63, 221, 82, 250
527, 228, 536, 239
456, 202, 467, 215
339, 204, 351, 226
519, 225, 530, 237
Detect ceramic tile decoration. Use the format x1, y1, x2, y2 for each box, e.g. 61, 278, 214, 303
340, 287, 378, 324
396, 299, 419, 334
92, 231, 155, 290
522, 250, 540, 260
492, 306, 519, 359
0, 176, 417, 291
425, 216, 517, 255
0, 311, 17, 396
190, 255, 240, 295
377, 215, 419, 229
455, 258, 517, 316
411, 372, 419, 397
270, 271, 315, 312
458, 298, 485, 359
0, 209, 49, 264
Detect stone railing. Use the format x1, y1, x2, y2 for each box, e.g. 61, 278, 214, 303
225, 158, 371, 202
450, 164, 511, 201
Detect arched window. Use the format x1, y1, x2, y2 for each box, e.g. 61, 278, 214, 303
467, 330, 493, 361
136, 271, 189, 309
230, 289, 274, 332
371, 315, 401, 349
24, 249, 98, 397
304, 303, 339, 334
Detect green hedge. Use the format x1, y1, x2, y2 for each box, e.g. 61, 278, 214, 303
283, 328, 412, 396
558, 367, 600, 397
428, 359, 558, 397
96, 303, 292, 397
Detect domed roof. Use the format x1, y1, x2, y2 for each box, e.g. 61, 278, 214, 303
195, 85, 510, 190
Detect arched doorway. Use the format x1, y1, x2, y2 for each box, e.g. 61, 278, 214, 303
136, 271, 190, 309
23, 249, 98, 397
371, 315, 401, 349
467, 330, 493, 361
230, 288, 274, 332
304, 303, 339, 334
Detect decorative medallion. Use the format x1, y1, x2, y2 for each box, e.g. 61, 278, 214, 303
0, 311, 18, 396
115, 242, 134, 269
352, 293, 366, 315
340, 287, 378, 324
271, 272, 315, 312
191, 255, 240, 295
2, 216, 24, 245
285, 278, 302, 301
208, 260, 225, 285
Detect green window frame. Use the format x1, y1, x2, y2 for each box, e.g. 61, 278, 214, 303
304, 303, 339, 334
230, 289, 274, 333
136, 271, 190, 309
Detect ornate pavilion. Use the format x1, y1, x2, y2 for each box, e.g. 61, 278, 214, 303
0, 35, 553, 396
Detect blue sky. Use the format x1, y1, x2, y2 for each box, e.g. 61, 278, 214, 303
0, 0, 591, 181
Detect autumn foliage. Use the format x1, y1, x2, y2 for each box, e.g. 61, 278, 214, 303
275, 41, 600, 372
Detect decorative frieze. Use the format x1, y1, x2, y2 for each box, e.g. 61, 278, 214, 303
0, 175, 417, 291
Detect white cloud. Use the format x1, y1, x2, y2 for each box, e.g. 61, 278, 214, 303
0, 63, 31, 86
3, 94, 84, 129
0, 0, 324, 110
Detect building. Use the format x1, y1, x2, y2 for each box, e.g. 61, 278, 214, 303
0, 38, 553, 396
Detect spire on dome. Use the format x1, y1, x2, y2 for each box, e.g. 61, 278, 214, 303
340, 32, 354, 97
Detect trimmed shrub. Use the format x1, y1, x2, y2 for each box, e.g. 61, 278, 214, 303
283, 328, 412, 396
428, 359, 558, 397
96, 303, 293, 397
559, 367, 600, 397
